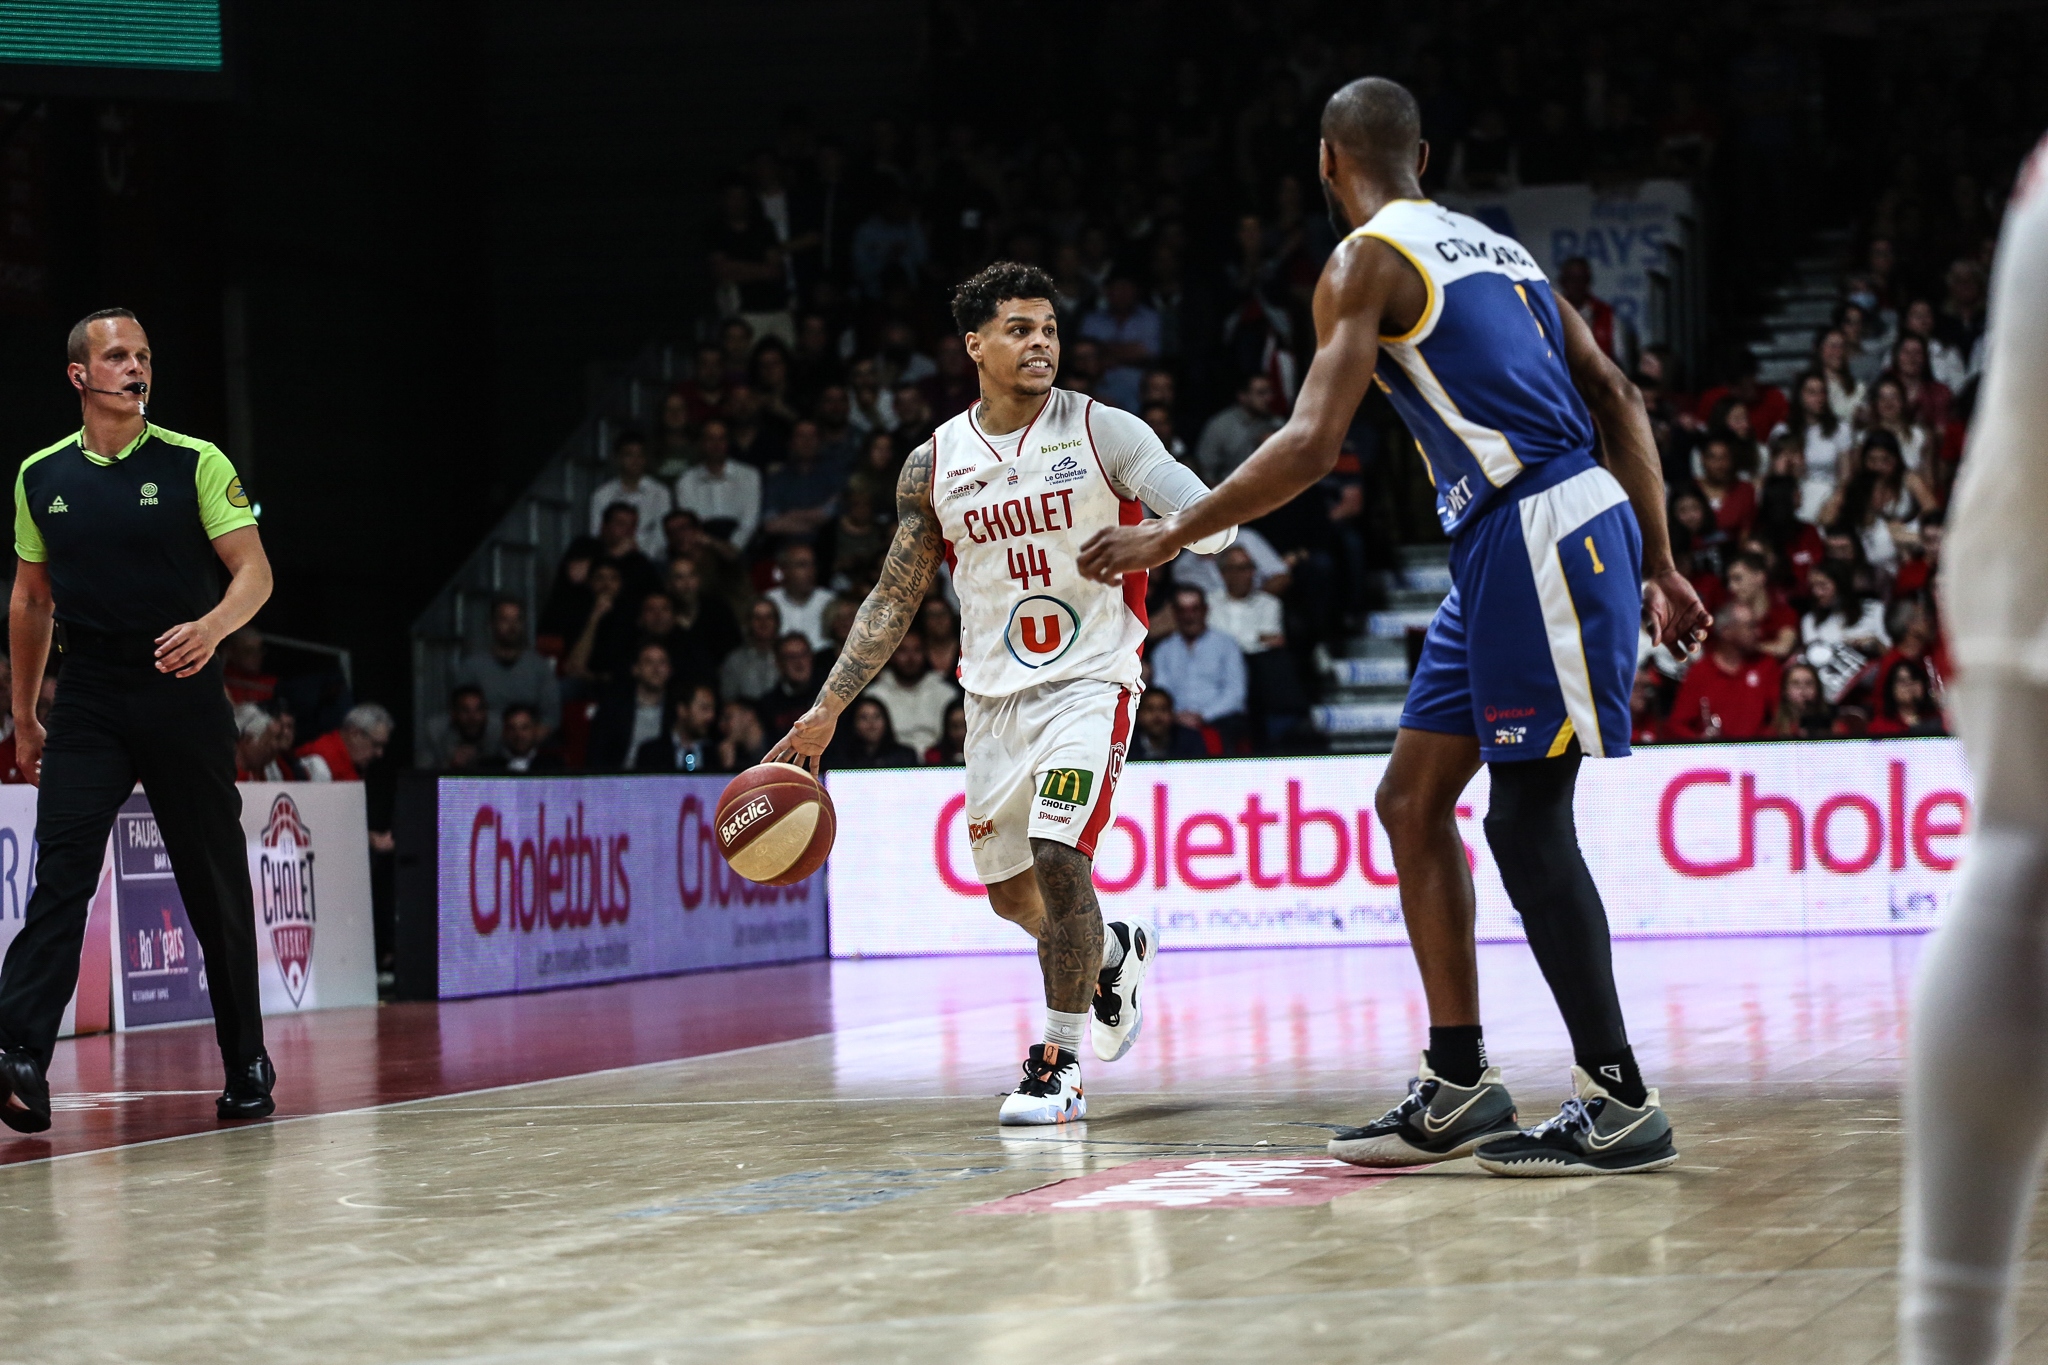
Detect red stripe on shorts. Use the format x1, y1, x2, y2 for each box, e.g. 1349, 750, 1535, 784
1076, 687, 1134, 858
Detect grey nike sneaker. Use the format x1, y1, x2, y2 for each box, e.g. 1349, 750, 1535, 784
1327, 1054, 1521, 1167
1472, 1066, 1678, 1177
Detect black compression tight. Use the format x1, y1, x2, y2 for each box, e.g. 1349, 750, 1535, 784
1482, 747, 1629, 1060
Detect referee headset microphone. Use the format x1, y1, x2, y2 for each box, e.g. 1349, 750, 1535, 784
73, 376, 149, 417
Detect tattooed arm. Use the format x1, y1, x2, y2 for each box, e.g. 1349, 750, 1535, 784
766, 440, 943, 774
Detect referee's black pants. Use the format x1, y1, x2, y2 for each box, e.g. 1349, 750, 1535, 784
0, 651, 265, 1073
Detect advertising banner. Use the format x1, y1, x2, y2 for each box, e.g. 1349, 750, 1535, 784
0, 784, 109, 1038
1439, 181, 1693, 344
433, 775, 828, 999
826, 739, 1971, 957
110, 782, 377, 1030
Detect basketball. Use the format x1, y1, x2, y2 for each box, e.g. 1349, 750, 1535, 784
714, 762, 836, 884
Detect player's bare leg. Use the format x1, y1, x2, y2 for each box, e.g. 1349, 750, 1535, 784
985, 869, 1044, 940
1375, 727, 1484, 1027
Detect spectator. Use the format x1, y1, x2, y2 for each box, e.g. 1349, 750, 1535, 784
755, 631, 821, 736
562, 562, 627, 683
588, 642, 673, 771
1800, 564, 1889, 703
1770, 661, 1836, 739
788, 313, 844, 410
1556, 256, 1637, 371
675, 347, 726, 432
823, 476, 890, 586
588, 433, 672, 559
920, 597, 961, 680
452, 598, 562, 741
665, 556, 741, 688
891, 383, 936, 452
234, 703, 303, 782
763, 543, 831, 649
1173, 524, 1293, 600
925, 700, 967, 765
813, 383, 859, 459
1869, 658, 1946, 737
850, 187, 928, 298
1706, 395, 1766, 477
1693, 435, 1756, 541
708, 181, 792, 344
672, 419, 762, 549
1892, 509, 1943, 600
1724, 552, 1798, 660
871, 318, 936, 390
751, 341, 801, 429
1931, 256, 1988, 392
1823, 430, 1932, 576
723, 381, 789, 470
1129, 686, 1209, 760
538, 537, 599, 646
1693, 349, 1787, 438
714, 699, 770, 773
1770, 373, 1852, 513
1752, 469, 1826, 597
1207, 545, 1286, 654
1148, 587, 1247, 747
1834, 299, 1888, 386
1194, 373, 1281, 485
299, 702, 393, 781
633, 683, 719, 772
1889, 334, 1953, 430
762, 422, 846, 543
844, 358, 898, 436
1666, 605, 1780, 741
930, 333, 977, 418
824, 696, 920, 769
1081, 275, 1163, 411
1141, 403, 1188, 463
863, 632, 956, 756
421, 684, 493, 770
593, 501, 661, 603
1860, 376, 1938, 481
220, 628, 276, 706
720, 598, 783, 702
483, 703, 561, 774
813, 596, 859, 675
1629, 667, 1666, 746
1815, 328, 1867, 426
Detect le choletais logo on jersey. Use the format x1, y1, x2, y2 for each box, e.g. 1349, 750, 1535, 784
255, 793, 318, 1007
1044, 454, 1087, 487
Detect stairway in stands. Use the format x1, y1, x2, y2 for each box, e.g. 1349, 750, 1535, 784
1747, 226, 1854, 390
1311, 544, 1452, 753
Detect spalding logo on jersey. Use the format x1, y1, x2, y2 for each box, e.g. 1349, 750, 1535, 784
1005, 594, 1081, 667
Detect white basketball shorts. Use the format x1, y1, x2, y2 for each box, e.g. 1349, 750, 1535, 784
962, 677, 1136, 884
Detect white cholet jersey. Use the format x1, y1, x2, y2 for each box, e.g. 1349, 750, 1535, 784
933, 387, 1235, 698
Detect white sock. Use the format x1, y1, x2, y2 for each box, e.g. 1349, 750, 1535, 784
1044, 1009, 1088, 1058
1904, 677, 2048, 1365
1100, 921, 1127, 973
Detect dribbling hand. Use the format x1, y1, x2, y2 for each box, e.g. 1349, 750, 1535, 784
767, 703, 838, 777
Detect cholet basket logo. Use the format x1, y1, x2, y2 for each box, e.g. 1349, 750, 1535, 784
257, 793, 317, 1006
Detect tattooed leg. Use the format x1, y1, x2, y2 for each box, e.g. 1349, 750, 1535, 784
1031, 838, 1103, 1015
986, 869, 1046, 940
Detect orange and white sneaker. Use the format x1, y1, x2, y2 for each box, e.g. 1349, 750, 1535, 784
1092, 921, 1154, 1062
997, 1044, 1086, 1125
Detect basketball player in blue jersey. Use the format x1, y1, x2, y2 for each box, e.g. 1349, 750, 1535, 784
1080, 77, 1711, 1176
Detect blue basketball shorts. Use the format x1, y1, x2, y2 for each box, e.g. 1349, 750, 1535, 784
1401, 461, 1644, 763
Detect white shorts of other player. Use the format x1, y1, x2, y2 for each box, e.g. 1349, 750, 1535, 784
963, 677, 1135, 884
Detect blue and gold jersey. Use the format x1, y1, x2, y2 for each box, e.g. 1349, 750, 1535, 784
1352, 200, 1596, 536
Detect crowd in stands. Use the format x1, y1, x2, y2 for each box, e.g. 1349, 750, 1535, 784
414, 3, 2047, 770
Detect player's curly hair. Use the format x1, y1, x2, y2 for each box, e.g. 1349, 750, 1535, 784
950, 261, 1058, 334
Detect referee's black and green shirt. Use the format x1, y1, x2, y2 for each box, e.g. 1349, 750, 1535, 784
13, 424, 257, 638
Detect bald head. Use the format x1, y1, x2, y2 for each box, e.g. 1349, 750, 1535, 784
1321, 77, 1422, 178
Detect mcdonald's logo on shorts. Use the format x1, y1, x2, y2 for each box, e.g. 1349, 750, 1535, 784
1038, 768, 1094, 807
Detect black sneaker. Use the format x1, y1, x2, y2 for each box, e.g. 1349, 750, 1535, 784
1327, 1054, 1520, 1167
0, 1049, 51, 1134
1474, 1066, 1677, 1177
217, 1052, 277, 1121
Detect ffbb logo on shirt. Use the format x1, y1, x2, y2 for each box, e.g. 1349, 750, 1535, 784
139, 481, 159, 506
1038, 768, 1094, 808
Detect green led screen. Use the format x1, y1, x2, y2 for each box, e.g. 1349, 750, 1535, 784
0, 0, 221, 72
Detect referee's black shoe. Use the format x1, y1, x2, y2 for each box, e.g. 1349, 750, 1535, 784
0, 1049, 52, 1133
217, 1052, 277, 1121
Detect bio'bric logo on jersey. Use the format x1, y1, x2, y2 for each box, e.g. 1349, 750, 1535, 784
1004, 594, 1082, 669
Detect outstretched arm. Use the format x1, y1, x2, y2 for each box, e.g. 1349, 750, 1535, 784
767, 440, 943, 773
1076, 236, 1403, 582
1552, 299, 1710, 652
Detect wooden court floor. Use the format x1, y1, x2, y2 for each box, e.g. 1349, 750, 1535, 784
2, 936, 2038, 1364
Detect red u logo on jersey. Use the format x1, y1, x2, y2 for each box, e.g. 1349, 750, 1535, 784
1020, 614, 1061, 653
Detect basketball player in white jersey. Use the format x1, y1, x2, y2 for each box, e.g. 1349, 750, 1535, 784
769, 262, 1236, 1124
1903, 131, 2048, 1364
1081, 78, 1710, 1175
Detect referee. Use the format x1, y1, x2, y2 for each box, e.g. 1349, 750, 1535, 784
0, 308, 276, 1132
